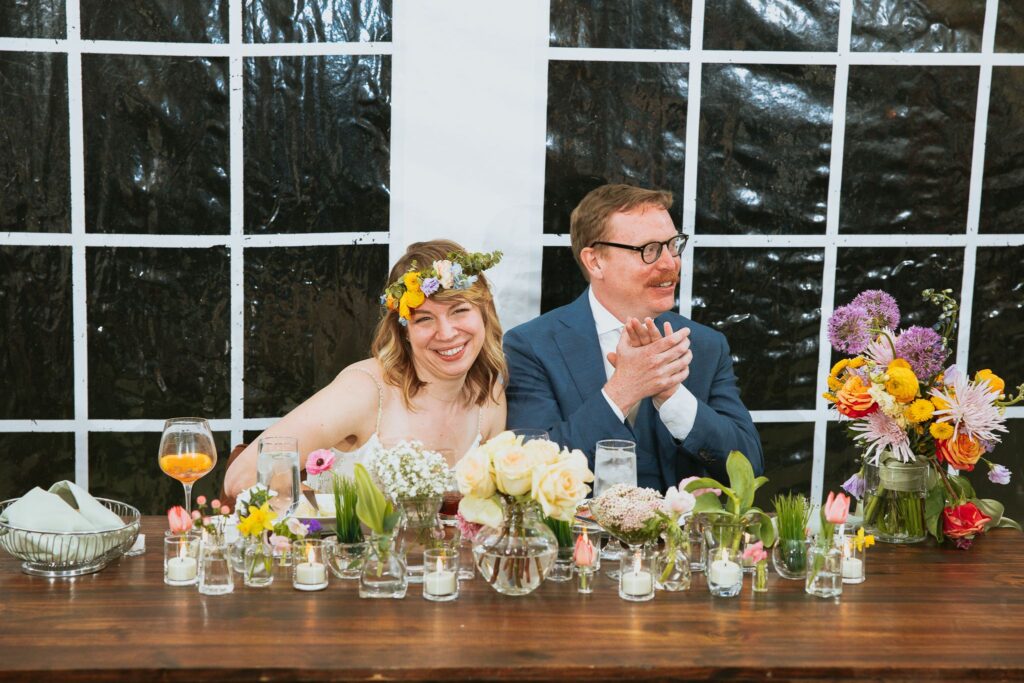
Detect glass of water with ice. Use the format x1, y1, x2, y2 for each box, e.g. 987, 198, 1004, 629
593, 439, 637, 498
257, 436, 301, 517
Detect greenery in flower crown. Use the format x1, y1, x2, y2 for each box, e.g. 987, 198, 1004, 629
380, 250, 502, 324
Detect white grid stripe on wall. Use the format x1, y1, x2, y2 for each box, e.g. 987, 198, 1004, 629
229, 0, 245, 453
676, 0, 705, 320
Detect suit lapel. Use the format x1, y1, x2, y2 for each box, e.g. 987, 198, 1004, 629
554, 291, 608, 406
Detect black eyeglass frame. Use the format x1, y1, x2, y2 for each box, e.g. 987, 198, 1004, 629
588, 233, 689, 264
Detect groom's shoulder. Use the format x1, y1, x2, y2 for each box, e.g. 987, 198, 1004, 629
505, 300, 578, 346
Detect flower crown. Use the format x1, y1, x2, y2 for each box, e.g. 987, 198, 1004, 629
380, 250, 502, 325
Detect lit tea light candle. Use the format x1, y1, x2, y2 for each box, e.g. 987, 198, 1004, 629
424, 556, 457, 597
620, 551, 653, 597
708, 558, 742, 587
294, 544, 327, 590
166, 542, 197, 583
841, 557, 863, 580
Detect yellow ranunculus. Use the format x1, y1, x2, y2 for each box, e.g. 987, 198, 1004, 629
885, 361, 919, 404
403, 271, 422, 292
827, 376, 844, 392
931, 394, 950, 411
930, 421, 954, 440
848, 356, 866, 369
904, 398, 935, 424
385, 294, 396, 310
398, 290, 425, 320
974, 369, 1005, 396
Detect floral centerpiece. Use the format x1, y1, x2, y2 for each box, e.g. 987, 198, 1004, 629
825, 289, 1022, 548
455, 431, 594, 595
367, 440, 451, 582
234, 483, 315, 586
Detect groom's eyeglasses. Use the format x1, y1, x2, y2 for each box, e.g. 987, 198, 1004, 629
589, 233, 688, 264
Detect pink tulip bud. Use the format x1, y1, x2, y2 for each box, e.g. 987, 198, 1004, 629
191, 510, 201, 520
823, 491, 851, 525
573, 531, 596, 567
166, 505, 193, 534
220, 505, 231, 515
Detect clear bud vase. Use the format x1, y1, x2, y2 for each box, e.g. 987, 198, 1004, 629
841, 534, 867, 584
655, 544, 691, 591
547, 547, 575, 582
359, 531, 408, 599
805, 530, 843, 598
243, 538, 274, 588
396, 496, 445, 584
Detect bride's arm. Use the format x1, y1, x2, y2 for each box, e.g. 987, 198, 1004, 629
223, 365, 380, 498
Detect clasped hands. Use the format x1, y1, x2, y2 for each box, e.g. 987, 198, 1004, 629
605, 318, 691, 417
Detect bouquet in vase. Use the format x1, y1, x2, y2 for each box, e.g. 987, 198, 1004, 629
825, 289, 1023, 548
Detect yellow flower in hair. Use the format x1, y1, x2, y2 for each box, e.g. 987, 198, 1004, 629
904, 398, 934, 424
885, 360, 918, 404
930, 421, 954, 440
403, 271, 422, 293
385, 294, 397, 311
399, 289, 425, 321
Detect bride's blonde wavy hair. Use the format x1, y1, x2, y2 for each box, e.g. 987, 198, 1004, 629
371, 240, 507, 409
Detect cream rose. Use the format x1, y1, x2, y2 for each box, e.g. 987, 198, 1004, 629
492, 444, 535, 496
458, 495, 503, 528
532, 454, 594, 522
454, 448, 496, 499
433, 259, 454, 290
522, 437, 561, 467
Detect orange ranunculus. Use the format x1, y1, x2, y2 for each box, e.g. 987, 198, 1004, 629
885, 361, 919, 404
941, 502, 990, 539
385, 294, 396, 310
835, 375, 878, 418
936, 433, 983, 471
974, 369, 1005, 396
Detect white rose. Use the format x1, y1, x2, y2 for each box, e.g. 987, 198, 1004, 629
454, 448, 496, 499
522, 438, 561, 467
532, 460, 591, 522
458, 495, 503, 528
434, 259, 454, 289
491, 444, 535, 496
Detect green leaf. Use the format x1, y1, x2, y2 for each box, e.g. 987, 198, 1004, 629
973, 498, 1006, 530
924, 484, 945, 540
353, 463, 389, 534
726, 451, 755, 511
947, 474, 976, 500
691, 492, 724, 514
682, 477, 727, 494
749, 508, 776, 547
995, 516, 1023, 532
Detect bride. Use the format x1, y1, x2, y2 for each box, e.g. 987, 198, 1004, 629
223, 240, 507, 498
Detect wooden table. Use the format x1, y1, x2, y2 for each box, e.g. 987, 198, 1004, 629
1, 518, 1022, 681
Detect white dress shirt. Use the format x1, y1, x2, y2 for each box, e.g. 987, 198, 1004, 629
589, 288, 698, 440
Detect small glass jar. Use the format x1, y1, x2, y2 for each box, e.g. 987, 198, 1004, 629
243, 539, 274, 588
752, 560, 768, 593
655, 544, 691, 592
164, 534, 200, 586
841, 534, 867, 584
547, 546, 575, 582
292, 539, 329, 591
360, 531, 408, 599
706, 547, 743, 598
772, 537, 809, 580
197, 535, 233, 595
325, 538, 368, 580
618, 546, 655, 602
805, 536, 843, 598
572, 524, 600, 594
683, 516, 706, 573
422, 548, 459, 602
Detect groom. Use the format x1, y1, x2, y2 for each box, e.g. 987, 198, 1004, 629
505, 184, 763, 491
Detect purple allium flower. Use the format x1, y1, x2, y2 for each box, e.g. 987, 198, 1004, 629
828, 304, 872, 354
988, 464, 1012, 485
420, 277, 440, 296
852, 290, 901, 330
894, 326, 948, 379
841, 472, 866, 500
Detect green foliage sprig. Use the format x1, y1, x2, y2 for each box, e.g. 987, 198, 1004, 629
333, 474, 364, 544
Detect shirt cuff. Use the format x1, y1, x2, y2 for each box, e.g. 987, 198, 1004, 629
655, 385, 698, 440
601, 389, 627, 423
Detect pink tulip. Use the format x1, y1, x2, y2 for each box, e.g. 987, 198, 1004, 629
823, 491, 851, 525
663, 486, 696, 516
573, 531, 596, 567
167, 505, 193, 534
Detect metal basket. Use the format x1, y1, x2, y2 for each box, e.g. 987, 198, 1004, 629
0, 498, 141, 578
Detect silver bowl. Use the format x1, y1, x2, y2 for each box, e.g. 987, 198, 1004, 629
0, 498, 141, 577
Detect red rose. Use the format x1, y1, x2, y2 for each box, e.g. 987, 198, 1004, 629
941, 502, 991, 540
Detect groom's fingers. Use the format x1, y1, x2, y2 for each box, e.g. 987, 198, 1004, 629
607, 351, 618, 367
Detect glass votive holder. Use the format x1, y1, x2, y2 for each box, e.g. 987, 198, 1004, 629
618, 547, 655, 602
164, 534, 200, 586
198, 536, 234, 595
655, 543, 691, 592
683, 517, 706, 572
706, 547, 743, 598
292, 539, 329, 591
422, 548, 459, 602
842, 534, 867, 584
325, 537, 369, 580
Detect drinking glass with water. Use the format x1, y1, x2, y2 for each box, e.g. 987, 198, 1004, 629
593, 439, 637, 498
257, 436, 301, 517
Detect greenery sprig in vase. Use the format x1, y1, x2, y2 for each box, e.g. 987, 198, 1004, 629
772, 492, 810, 579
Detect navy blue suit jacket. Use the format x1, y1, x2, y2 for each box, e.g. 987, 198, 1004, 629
504, 290, 763, 491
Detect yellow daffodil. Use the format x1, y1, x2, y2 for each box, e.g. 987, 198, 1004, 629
238, 503, 276, 538
974, 369, 1005, 395
854, 527, 875, 552
930, 421, 954, 440
904, 398, 935, 424
885, 361, 919, 404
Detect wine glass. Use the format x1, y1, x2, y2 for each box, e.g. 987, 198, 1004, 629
158, 417, 217, 516
256, 436, 301, 517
